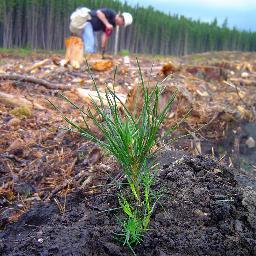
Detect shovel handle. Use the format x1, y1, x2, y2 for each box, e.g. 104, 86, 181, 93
102, 49, 105, 59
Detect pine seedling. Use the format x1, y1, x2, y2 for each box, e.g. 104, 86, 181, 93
49, 59, 181, 252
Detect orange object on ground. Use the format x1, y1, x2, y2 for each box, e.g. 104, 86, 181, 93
91, 60, 113, 72
161, 62, 178, 77
64, 36, 84, 69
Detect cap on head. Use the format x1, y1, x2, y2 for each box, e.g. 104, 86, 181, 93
122, 12, 133, 26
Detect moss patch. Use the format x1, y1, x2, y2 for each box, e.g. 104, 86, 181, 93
10, 106, 32, 119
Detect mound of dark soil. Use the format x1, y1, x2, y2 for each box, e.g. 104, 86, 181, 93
1, 151, 256, 256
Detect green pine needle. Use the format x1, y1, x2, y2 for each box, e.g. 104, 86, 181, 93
50, 59, 188, 252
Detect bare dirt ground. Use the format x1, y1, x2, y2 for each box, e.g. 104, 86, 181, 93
0, 51, 256, 255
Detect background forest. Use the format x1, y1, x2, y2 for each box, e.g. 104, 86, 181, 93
0, 0, 255, 55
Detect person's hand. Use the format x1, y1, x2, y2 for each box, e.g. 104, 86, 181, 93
105, 23, 113, 31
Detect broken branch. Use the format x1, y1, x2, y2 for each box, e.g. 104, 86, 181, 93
25, 58, 50, 73
0, 74, 71, 90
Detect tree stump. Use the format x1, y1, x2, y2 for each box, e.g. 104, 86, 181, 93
64, 36, 84, 69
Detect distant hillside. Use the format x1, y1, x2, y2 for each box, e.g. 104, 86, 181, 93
0, 0, 255, 55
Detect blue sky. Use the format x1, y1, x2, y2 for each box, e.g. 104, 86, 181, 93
123, 0, 255, 31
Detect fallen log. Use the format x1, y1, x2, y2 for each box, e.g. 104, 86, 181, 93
0, 91, 45, 110
0, 74, 71, 90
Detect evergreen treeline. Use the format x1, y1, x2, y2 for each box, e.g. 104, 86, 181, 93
0, 0, 255, 55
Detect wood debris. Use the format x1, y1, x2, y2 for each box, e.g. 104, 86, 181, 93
91, 60, 114, 72
64, 36, 84, 69
0, 51, 256, 228
0, 74, 71, 90
25, 58, 51, 73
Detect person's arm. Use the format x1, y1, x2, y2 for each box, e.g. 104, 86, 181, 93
96, 10, 113, 30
